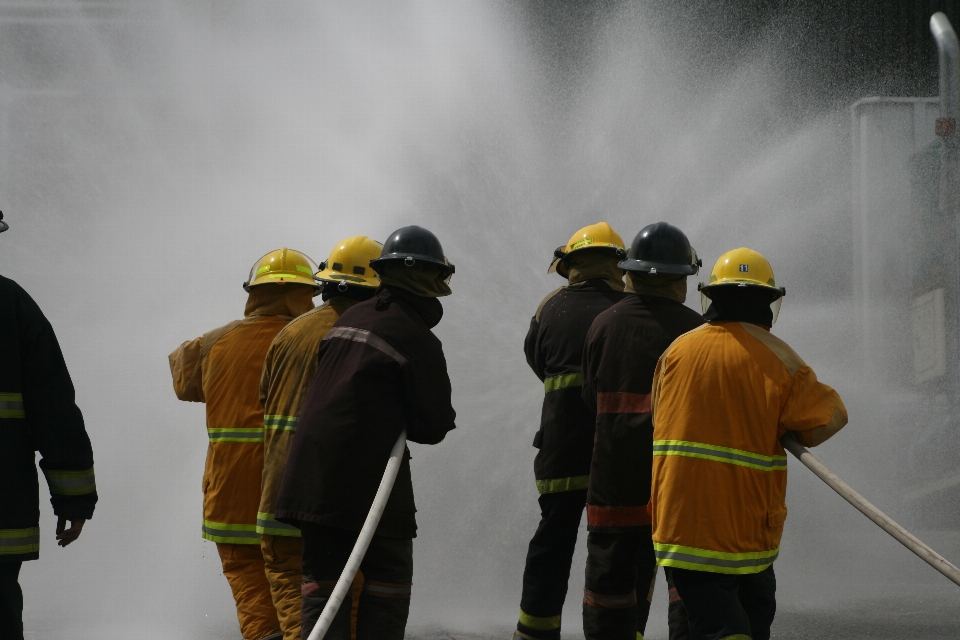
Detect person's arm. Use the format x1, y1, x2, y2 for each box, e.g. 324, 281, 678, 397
169, 336, 204, 402
403, 342, 456, 446
781, 365, 848, 447
523, 316, 546, 381
580, 323, 601, 412
17, 287, 97, 544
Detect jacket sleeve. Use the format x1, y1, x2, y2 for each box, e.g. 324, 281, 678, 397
403, 341, 456, 445
580, 322, 600, 412
523, 316, 545, 381
18, 288, 98, 520
780, 365, 848, 447
169, 337, 204, 402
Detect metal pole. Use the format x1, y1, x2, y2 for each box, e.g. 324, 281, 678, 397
306, 430, 409, 640
782, 436, 960, 588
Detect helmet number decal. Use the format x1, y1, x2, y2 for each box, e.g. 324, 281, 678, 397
739, 264, 749, 272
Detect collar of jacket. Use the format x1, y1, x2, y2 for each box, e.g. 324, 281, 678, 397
375, 285, 444, 328
244, 284, 315, 318
567, 278, 624, 292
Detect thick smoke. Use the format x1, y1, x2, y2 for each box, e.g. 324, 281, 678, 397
2, 2, 956, 638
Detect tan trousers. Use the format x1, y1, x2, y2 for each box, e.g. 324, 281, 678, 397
216, 542, 282, 640
260, 534, 364, 640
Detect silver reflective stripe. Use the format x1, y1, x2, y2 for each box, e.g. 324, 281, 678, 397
0, 527, 40, 554
44, 468, 96, 496
0, 392, 25, 418
325, 327, 408, 364
201, 521, 260, 542
655, 547, 779, 569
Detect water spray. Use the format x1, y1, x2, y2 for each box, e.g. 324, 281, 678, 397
307, 430, 408, 640
782, 437, 960, 588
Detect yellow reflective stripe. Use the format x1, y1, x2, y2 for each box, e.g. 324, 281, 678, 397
255, 511, 301, 537
43, 467, 96, 496
201, 519, 260, 544
0, 392, 25, 418
207, 427, 264, 443
536, 475, 589, 494
653, 440, 787, 472
719, 636, 751, 640
264, 415, 298, 432
0, 527, 40, 555
544, 373, 582, 393
654, 542, 779, 574
638, 634, 644, 640
518, 609, 561, 631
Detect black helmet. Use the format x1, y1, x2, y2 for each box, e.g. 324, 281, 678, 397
0, 211, 7, 234
369, 225, 455, 277
618, 222, 700, 275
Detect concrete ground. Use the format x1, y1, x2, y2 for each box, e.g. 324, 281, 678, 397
405, 595, 960, 639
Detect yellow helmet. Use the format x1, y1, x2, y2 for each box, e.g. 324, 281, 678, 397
315, 235, 383, 289
243, 247, 320, 293
698, 247, 786, 322
548, 222, 626, 277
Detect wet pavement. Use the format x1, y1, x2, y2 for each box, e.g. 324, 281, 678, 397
406, 595, 960, 639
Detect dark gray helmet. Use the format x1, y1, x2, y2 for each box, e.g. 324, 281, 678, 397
618, 221, 700, 275
0, 211, 7, 234
369, 225, 455, 277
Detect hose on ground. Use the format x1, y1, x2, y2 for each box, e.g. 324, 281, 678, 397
782, 436, 960, 588
307, 430, 408, 640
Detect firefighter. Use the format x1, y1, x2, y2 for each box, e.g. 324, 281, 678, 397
169, 248, 319, 640
581, 222, 704, 640
513, 222, 629, 640
275, 225, 457, 640
258, 236, 382, 640
651, 248, 848, 640
0, 212, 98, 640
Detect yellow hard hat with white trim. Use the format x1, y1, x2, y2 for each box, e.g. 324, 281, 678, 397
548, 222, 626, 277
315, 235, 382, 289
243, 247, 320, 293
698, 247, 786, 322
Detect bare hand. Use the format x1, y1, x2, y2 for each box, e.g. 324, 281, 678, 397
56, 517, 85, 547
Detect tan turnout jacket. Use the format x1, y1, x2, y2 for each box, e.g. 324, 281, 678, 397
257, 297, 359, 536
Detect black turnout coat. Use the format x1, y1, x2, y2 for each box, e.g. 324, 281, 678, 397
0, 275, 97, 563
581, 293, 703, 532
275, 286, 456, 539
524, 280, 628, 494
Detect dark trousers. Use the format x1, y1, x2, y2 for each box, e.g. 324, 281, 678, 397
516, 490, 586, 640
583, 529, 691, 640
299, 523, 412, 640
666, 566, 776, 640
0, 562, 23, 640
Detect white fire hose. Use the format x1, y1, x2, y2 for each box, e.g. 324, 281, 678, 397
307, 430, 408, 640
782, 436, 960, 588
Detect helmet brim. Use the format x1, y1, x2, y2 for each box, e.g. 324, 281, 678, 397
370, 253, 455, 276
699, 281, 783, 300
0, 220, 8, 233
618, 258, 698, 275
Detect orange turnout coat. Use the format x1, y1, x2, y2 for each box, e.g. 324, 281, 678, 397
169, 286, 314, 544
650, 321, 847, 575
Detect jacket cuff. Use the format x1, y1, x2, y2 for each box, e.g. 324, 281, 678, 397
44, 467, 98, 519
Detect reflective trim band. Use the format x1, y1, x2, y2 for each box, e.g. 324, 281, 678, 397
587, 504, 651, 528
363, 580, 412, 599
536, 475, 589, 494
43, 467, 96, 496
638, 634, 644, 640
201, 520, 260, 544
0, 392, 25, 418
256, 511, 301, 537
0, 527, 40, 556
543, 373, 582, 393
518, 609, 561, 631
207, 427, 264, 443
597, 392, 650, 414
583, 588, 637, 609
654, 542, 779, 574
653, 440, 787, 472
264, 415, 298, 432
325, 326, 407, 364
